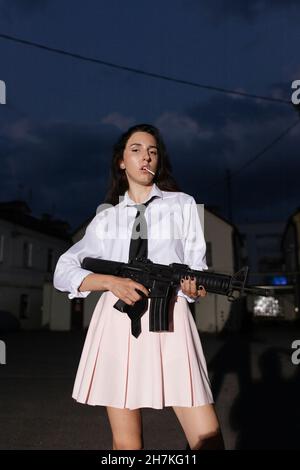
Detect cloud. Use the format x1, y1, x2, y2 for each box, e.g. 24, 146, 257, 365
1, 82, 298, 229
0, 0, 49, 24
187, 0, 299, 22
153, 85, 299, 223
101, 112, 135, 131
0, 0, 48, 13
0, 118, 120, 228
155, 112, 213, 147
2, 118, 41, 143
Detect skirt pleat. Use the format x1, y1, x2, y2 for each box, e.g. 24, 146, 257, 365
72, 291, 214, 410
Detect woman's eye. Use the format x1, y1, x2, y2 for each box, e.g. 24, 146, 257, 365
132, 149, 139, 152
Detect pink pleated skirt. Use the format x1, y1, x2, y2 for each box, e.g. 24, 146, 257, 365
72, 291, 214, 410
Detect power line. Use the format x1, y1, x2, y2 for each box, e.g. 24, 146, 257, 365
204, 118, 300, 190
231, 119, 300, 178
0, 32, 292, 106
1, 31, 298, 190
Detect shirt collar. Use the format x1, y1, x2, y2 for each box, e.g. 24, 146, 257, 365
122, 183, 163, 207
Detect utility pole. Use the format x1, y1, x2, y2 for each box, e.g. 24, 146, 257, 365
226, 168, 233, 223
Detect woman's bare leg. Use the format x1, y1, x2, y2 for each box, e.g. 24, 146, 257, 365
173, 404, 225, 450
106, 406, 144, 450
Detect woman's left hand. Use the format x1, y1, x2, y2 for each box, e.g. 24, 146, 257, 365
180, 276, 207, 299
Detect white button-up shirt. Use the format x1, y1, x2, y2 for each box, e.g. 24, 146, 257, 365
53, 183, 208, 303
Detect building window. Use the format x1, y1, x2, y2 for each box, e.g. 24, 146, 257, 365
23, 242, 33, 268
0, 234, 4, 262
47, 248, 53, 273
19, 294, 29, 319
206, 241, 213, 267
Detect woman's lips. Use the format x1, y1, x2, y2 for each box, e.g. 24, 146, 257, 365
141, 166, 155, 175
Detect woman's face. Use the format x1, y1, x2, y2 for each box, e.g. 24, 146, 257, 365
120, 131, 159, 185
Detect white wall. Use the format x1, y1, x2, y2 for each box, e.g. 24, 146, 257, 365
0, 285, 43, 329
48, 289, 71, 331
195, 209, 235, 332
0, 218, 70, 329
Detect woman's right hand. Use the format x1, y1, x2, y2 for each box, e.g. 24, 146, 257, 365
107, 276, 149, 306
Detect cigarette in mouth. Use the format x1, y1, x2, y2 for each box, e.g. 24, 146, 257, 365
144, 167, 155, 175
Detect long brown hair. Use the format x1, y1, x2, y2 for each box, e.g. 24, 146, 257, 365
104, 124, 181, 205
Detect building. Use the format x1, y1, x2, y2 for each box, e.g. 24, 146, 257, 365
0, 200, 71, 329
194, 208, 245, 333
238, 222, 286, 286
235, 213, 300, 323
281, 207, 300, 320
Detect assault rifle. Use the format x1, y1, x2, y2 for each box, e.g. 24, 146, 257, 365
82, 257, 269, 332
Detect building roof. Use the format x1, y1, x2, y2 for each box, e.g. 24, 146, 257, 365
0, 200, 72, 242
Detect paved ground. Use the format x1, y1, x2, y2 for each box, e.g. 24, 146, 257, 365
0, 321, 299, 450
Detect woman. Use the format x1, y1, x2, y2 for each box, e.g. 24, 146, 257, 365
53, 123, 224, 450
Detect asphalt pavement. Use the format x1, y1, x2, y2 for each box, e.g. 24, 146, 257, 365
0, 321, 299, 450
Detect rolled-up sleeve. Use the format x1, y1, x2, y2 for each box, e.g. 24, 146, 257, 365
177, 196, 208, 303
53, 214, 103, 299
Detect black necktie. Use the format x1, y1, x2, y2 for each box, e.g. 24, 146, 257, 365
126, 195, 157, 338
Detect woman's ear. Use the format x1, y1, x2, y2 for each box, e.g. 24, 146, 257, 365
120, 161, 125, 169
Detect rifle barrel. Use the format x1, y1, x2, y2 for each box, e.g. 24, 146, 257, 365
243, 286, 270, 296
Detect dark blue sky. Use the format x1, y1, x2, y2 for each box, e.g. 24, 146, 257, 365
0, 0, 299, 230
